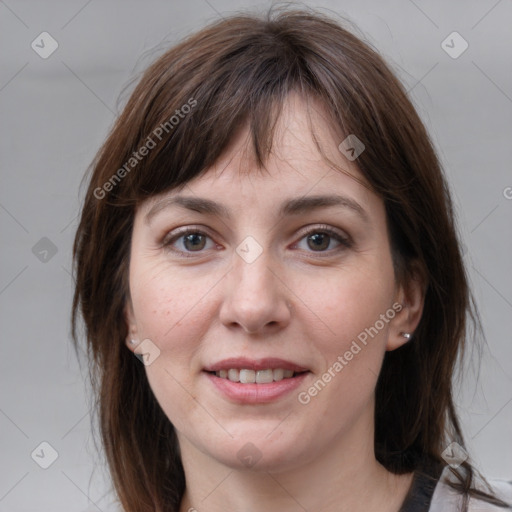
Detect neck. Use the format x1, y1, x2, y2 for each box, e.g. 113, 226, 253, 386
177, 405, 413, 512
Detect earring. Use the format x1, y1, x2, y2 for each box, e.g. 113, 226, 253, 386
401, 332, 412, 340
129, 339, 138, 345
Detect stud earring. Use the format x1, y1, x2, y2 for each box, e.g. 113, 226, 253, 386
129, 339, 138, 345
401, 332, 412, 340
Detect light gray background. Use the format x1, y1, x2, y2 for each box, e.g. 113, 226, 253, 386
1, 0, 511, 510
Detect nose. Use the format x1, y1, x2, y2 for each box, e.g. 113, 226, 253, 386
219, 250, 292, 335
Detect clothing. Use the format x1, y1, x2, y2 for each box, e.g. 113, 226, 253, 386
400, 463, 512, 511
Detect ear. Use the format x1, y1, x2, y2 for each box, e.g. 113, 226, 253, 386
386, 260, 426, 351
124, 300, 139, 352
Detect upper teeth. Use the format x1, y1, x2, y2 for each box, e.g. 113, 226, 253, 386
216, 368, 295, 383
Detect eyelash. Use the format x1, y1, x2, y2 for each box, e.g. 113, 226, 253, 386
161, 224, 352, 258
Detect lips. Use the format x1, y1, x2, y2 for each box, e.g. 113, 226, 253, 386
203, 357, 309, 373
203, 357, 311, 402
203, 357, 309, 384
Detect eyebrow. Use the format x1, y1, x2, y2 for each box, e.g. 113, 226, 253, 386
145, 194, 370, 224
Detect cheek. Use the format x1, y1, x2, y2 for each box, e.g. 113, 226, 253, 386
129, 259, 215, 356
293, 259, 396, 418
300, 260, 395, 350
129, 262, 218, 430
299, 254, 396, 408
294, 284, 394, 431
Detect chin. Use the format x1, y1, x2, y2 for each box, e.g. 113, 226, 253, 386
196, 427, 312, 473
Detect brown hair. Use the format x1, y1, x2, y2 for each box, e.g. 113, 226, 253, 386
71, 6, 510, 512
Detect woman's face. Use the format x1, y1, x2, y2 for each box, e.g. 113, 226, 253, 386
126, 93, 420, 472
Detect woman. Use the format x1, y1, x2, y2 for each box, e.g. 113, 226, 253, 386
71, 7, 512, 512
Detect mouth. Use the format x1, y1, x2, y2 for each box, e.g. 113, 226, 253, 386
203, 357, 311, 403
205, 368, 308, 384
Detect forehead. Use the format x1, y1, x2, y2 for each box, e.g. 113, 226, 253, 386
141, 93, 375, 213
214, 92, 364, 178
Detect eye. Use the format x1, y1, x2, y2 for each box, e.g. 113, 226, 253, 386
162, 228, 217, 255
293, 225, 352, 254
161, 224, 352, 258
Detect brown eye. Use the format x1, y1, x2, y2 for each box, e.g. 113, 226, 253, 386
306, 232, 331, 251
163, 228, 215, 256
182, 232, 207, 251
294, 226, 352, 254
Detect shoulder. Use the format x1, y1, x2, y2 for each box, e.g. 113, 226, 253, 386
429, 466, 512, 511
